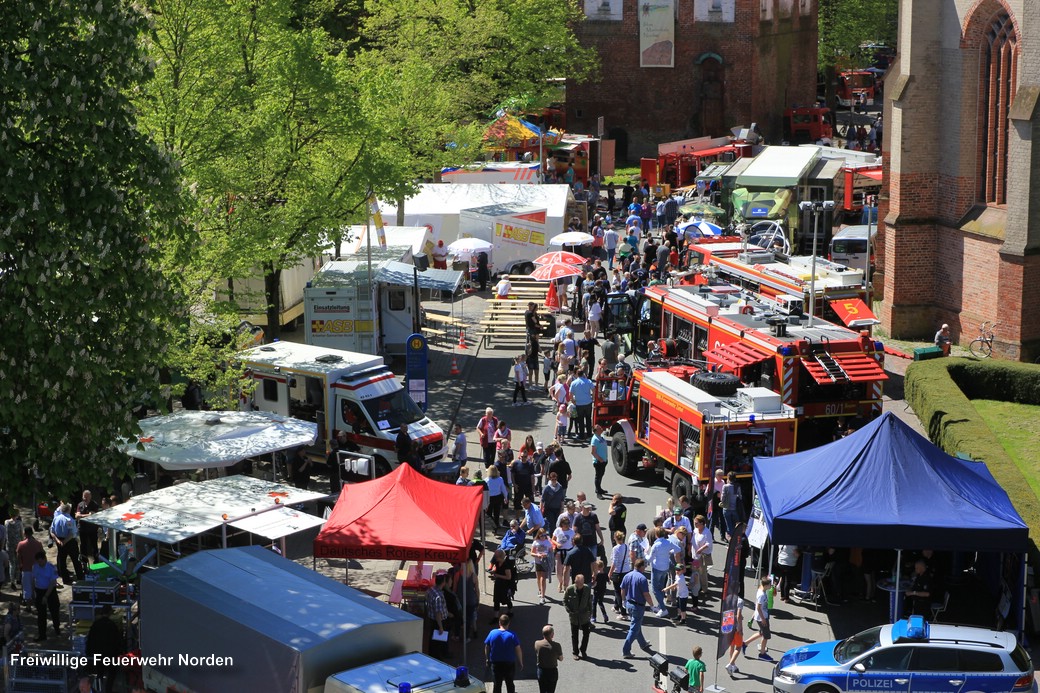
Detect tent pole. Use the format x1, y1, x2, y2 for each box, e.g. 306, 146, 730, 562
462, 561, 468, 668
893, 549, 902, 622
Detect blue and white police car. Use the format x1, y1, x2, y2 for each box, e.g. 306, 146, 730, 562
773, 616, 1036, 693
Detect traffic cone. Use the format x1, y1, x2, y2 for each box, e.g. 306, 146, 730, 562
450, 355, 461, 376
457, 329, 468, 350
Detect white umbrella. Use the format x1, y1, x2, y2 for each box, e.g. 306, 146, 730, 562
549, 231, 595, 247
447, 237, 494, 260
679, 220, 724, 239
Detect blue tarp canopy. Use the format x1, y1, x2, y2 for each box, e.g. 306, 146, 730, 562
753, 412, 1028, 552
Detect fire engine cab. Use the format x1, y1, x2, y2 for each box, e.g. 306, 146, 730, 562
593, 364, 797, 501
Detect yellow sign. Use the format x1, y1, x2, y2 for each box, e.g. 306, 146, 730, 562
311, 319, 375, 334
410, 336, 425, 350
495, 222, 546, 246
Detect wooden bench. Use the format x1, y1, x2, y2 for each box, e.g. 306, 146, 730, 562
478, 319, 531, 349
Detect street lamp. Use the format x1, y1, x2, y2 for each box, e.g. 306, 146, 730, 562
797, 199, 835, 327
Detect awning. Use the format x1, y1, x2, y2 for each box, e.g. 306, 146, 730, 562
228, 506, 327, 540
859, 169, 883, 181
378, 261, 465, 293
704, 341, 769, 375
119, 411, 318, 471
828, 298, 880, 328
803, 351, 888, 385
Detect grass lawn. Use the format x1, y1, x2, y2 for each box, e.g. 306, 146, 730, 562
603, 166, 640, 185
972, 399, 1040, 502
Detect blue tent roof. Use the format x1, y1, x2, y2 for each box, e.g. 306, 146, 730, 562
752, 412, 1028, 552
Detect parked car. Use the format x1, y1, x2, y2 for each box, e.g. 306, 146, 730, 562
772, 616, 1036, 693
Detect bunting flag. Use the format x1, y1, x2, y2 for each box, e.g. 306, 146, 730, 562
716, 521, 747, 660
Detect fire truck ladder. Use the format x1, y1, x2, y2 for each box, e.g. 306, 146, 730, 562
811, 351, 850, 383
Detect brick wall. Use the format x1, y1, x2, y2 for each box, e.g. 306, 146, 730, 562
567, 0, 817, 160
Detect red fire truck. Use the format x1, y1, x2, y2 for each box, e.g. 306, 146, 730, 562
615, 282, 887, 448
592, 364, 797, 499
836, 70, 878, 108
841, 163, 883, 221
684, 239, 871, 325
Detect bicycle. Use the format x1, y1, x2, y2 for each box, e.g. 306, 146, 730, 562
968, 321, 998, 358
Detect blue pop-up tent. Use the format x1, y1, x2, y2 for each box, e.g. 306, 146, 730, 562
753, 412, 1029, 627
753, 412, 1028, 552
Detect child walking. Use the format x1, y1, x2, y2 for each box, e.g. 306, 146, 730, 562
591, 559, 610, 623
555, 404, 569, 445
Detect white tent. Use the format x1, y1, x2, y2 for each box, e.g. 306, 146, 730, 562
119, 410, 318, 471
86, 475, 327, 550
379, 183, 576, 245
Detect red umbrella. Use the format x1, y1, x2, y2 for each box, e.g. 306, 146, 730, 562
533, 250, 585, 266
530, 262, 584, 281
545, 281, 560, 310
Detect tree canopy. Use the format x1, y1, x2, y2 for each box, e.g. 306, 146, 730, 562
0, 0, 186, 493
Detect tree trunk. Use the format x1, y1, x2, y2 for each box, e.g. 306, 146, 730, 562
264, 264, 283, 340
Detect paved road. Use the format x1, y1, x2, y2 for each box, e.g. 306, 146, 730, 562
448, 342, 897, 693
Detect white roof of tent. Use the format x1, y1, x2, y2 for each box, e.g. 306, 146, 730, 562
228, 506, 327, 540
85, 475, 327, 545
119, 410, 318, 471
381, 183, 574, 221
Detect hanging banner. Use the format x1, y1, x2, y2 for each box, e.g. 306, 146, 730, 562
716, 520, 746, 660
368, 195, 387, 249
639, 0, 675, 68
584, 0, 622, 20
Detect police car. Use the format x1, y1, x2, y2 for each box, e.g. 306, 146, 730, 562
772, 616, 1036, 693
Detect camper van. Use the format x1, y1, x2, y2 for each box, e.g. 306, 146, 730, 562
239, 342, 445, 473
829, 224, 876, 274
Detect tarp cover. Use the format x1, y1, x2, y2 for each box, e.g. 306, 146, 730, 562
119, 410, 317, 470
753, 412, 1028, 552
140, 547, 421, 693
378, 260, 464, 293
314, 463, 482, 562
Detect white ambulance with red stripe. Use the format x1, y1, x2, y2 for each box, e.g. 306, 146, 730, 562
238, 342, 445, 475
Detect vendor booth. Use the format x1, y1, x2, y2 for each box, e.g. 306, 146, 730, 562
314, 464, 483, 662
753, 412, 1029, 631
86, 475, 327, 562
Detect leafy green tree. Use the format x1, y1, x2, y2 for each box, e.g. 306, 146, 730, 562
357, 0, 596, 180
817, 0, 897, 105
0, 1, 186, 493
138, 0, 413, 348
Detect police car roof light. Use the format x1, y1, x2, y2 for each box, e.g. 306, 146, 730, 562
891, 616, 930, 643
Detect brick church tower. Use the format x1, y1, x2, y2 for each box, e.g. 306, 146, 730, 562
566, 0, 818, 160
880, 0, 1040, 359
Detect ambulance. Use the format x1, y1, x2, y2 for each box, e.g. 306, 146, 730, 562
238, 342, 445, 474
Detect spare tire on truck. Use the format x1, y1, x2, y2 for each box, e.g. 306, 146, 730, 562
691, 371, 740, 397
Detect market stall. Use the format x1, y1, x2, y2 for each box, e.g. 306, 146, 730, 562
753, 412, 1029, 629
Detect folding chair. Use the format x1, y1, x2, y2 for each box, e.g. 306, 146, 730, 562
930, 591, 950, 622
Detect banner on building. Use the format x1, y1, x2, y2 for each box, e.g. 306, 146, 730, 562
584, 0, 622, 20
716, 521, 746, 660
639, 0, 675, 68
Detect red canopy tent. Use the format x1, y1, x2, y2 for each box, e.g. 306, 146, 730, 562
313, 463, 482, 563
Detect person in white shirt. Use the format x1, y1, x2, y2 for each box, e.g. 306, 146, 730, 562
495, 275, 512, 300
586, 299, 602, 337
512, 354, 529, 405
691, 515, 713, 599
452, 423, 467, 465
742, 576, 773, 661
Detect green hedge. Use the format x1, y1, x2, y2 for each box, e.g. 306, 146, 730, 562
905, 357, 1040, 558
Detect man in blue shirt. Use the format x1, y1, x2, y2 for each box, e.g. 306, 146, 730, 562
568, 373, 595, 441
484, 613, 523, 693
647, 528, 680, 618
620, 558, 655, 658
49, 503, 84, 583
520, 497, 544, 537
31, 551, 61, 641
590, 425, 609, 497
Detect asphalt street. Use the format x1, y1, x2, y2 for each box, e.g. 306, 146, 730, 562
451, 345, 858, 693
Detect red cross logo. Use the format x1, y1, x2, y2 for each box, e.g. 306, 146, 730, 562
267, 492, 289, 498
122, 512, 145, 521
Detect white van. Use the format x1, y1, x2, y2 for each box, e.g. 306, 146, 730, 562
829, 224, 876, 274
